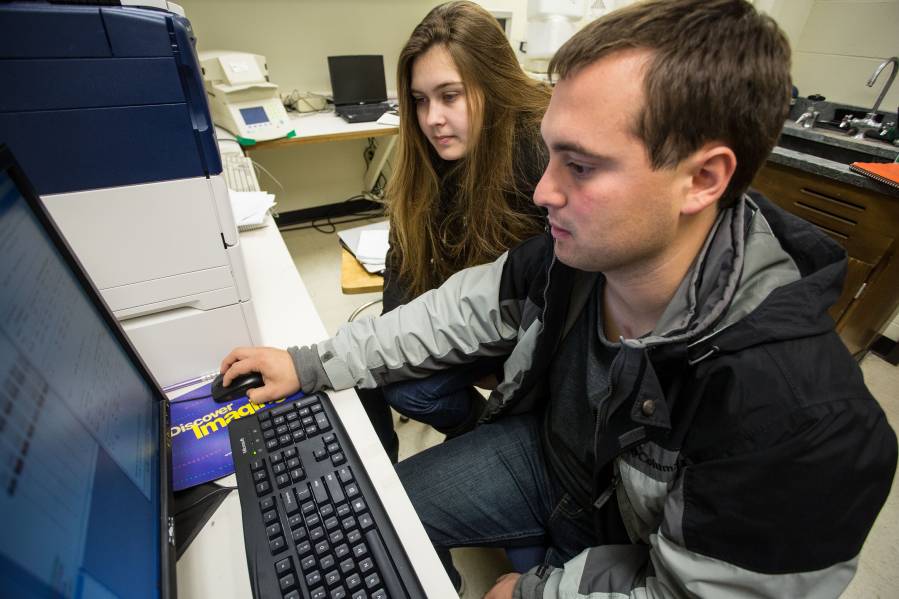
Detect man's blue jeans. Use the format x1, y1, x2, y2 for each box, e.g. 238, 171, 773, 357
381, 359, 500, 430
395, 413, 598, 587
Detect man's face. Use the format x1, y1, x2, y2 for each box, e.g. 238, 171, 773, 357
534, 50, 692, 274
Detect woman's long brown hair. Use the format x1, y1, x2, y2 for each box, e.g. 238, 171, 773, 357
388, 1, 551, 298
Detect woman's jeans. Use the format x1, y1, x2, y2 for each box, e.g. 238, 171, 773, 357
381, 359, 501, 430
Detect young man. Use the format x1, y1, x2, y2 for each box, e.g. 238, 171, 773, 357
221, 1, 897, 597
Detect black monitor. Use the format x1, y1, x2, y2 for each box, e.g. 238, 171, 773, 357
327, 55, 388, 106
0, 145, 175, 599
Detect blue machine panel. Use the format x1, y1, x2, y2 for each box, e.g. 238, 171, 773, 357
0, 2, 222, 195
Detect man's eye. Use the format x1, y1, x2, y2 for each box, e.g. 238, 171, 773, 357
567, 162, 592, 177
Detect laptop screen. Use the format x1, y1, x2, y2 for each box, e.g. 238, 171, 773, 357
328, 55, 388, 106
0, 148, 170, 598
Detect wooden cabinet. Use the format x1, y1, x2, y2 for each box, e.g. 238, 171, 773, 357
752, 162, 899, 355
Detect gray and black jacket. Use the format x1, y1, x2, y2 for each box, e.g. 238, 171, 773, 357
292, 193, 897, 598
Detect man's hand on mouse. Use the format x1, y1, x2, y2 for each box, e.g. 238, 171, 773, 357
220, 346, 300, 404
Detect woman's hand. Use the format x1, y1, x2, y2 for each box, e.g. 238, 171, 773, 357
220, 346, 300, 404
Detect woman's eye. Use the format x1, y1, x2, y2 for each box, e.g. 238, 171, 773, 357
413, 96, 426, 105
443, 93, 458, 103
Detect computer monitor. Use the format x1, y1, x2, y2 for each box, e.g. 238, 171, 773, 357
0, 145, 175, 599
328, 55, 388, 106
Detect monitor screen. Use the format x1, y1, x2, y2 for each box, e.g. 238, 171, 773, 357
0, 159, 165, 598
239, 106, 269, 126
328, 55, 388, 106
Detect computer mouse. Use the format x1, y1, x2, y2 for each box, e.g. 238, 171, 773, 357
210, 371, 264, 403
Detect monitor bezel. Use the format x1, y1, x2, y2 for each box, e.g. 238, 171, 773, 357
0, 143, 177, 599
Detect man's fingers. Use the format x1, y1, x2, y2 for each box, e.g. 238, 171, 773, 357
222, 357, 258, 387
247, 385, 277, 405
220, 346, 257, 374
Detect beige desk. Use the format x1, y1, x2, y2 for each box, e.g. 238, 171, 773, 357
341, 247, 385, 294
175, 216, 454, 598
244, 112, 398, 152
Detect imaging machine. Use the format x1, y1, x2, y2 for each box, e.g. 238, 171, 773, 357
0, 1, 261, 386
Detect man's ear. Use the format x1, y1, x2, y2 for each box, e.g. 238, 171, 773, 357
681, 143, 737, 215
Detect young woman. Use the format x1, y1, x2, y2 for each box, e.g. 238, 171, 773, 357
358, 1, 551, 460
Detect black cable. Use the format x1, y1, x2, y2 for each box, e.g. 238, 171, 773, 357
169, 392, 214, 404
174, 485, 238, 517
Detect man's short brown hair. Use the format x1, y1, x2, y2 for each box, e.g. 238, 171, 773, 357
549, 0, 791, 207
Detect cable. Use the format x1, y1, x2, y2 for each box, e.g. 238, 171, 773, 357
169, 393, 214, 404
174, 485, 238, 517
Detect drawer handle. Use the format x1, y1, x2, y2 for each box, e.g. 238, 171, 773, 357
799, 188, 865, 212
795, 200, 858, 227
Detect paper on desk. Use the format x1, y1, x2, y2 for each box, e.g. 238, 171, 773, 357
355, 229, 389, 263
228, 190, 277, 230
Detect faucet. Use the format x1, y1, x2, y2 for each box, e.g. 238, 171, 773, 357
794, 93, 825, 128
843, 56, 898, 139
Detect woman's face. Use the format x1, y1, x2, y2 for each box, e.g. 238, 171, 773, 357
410, 45, 473, 161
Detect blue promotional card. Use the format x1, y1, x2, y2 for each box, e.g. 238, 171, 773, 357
169, 384, 304, 491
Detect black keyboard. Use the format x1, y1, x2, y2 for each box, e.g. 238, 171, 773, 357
228, 392, 426, 599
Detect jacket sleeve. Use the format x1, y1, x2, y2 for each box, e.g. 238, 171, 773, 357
515, 388, 897, 598
316, 252, 521, 390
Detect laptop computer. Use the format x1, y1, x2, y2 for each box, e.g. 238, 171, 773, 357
0, 144, 176, 598
328, 55, 391, 123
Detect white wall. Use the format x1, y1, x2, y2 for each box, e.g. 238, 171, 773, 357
769, 0, 899, 111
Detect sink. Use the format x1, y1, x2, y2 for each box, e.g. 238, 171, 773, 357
776, 133, 885, 164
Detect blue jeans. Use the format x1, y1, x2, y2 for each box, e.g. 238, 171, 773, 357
381, 359, 500, 430
395, 413, 599, 587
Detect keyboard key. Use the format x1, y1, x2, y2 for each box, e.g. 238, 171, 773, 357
250, 458, 264, 471
323, 433, 336, 444
270, 536, 286, 554
258, 409, 272, 421
315, 413, 331, 431
305, 571, 322, 587
301, 554, 316, 571
279, 572, 296, 592
358, 557, 374, 574
311, 403, 323, 413
351, 591, 366, 599
279, 434, 292, 445
329, 530, 345, 545
314, 540, 331, 556
273, 415, 286, 426
309, 527, 325, 542
352, 543, 368, 559
292, 430, 306, 442
266, 523, 282, 538
263, 509, 279, 525
282, 490, 299, 515
364, 573, 381, 590
254, 470, 267, 483
314, 448, 328, 461
276, 474, 291, 488
371, 590, 387, 599
284, 592, 300, 599
347, 530, 362, 545
296, 484, 311, 502
297, 541, 312, 557
345, 483, 360, 499
265, 439, 279, 452
334, 543, 351, 559
326, 442, 340, 454
336, 504, 352, 518
263, 429, 276, 441
272, 463, 287, 475
285, 411, 299, 422
310, 587, 327, 599
312, 479, 329, 503
320, 503, 335, 518
306, 514, 322, 529
276, 424, 289, 436
286, 457, 301, 470
346, 573, 362, 590
339, 557, 355, 574
292, 529, 307, 543
358, 513, 374, 530
302, 501, 316, 515
270, 451, 283, 463
260, 497, 274, 511
290, 468, 305, 483
306, 425, 319, 436
324, 473, 345, 503
275, 556, 293, 575
271, 403, 296, 417
284, 447, 298, 459
337, 467, 354, 483
288, 514, 304, 529
341, 516, 357, 531
256, 481, 271, 496
325, 569, 342, 588
325, 516, 340, 531
351, 498, 367, 514
331, 586, 348, 599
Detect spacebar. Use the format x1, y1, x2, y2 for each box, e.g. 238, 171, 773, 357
365, 529, 407, 599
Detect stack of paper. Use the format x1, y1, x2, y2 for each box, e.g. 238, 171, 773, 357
228, 190, 277, 231
354, 229, 389, 273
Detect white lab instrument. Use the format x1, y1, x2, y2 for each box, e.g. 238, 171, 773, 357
525, 0, 589, 73
199, 50, 294, 144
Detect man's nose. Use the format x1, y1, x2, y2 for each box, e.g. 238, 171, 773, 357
533, 163, 565, 209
